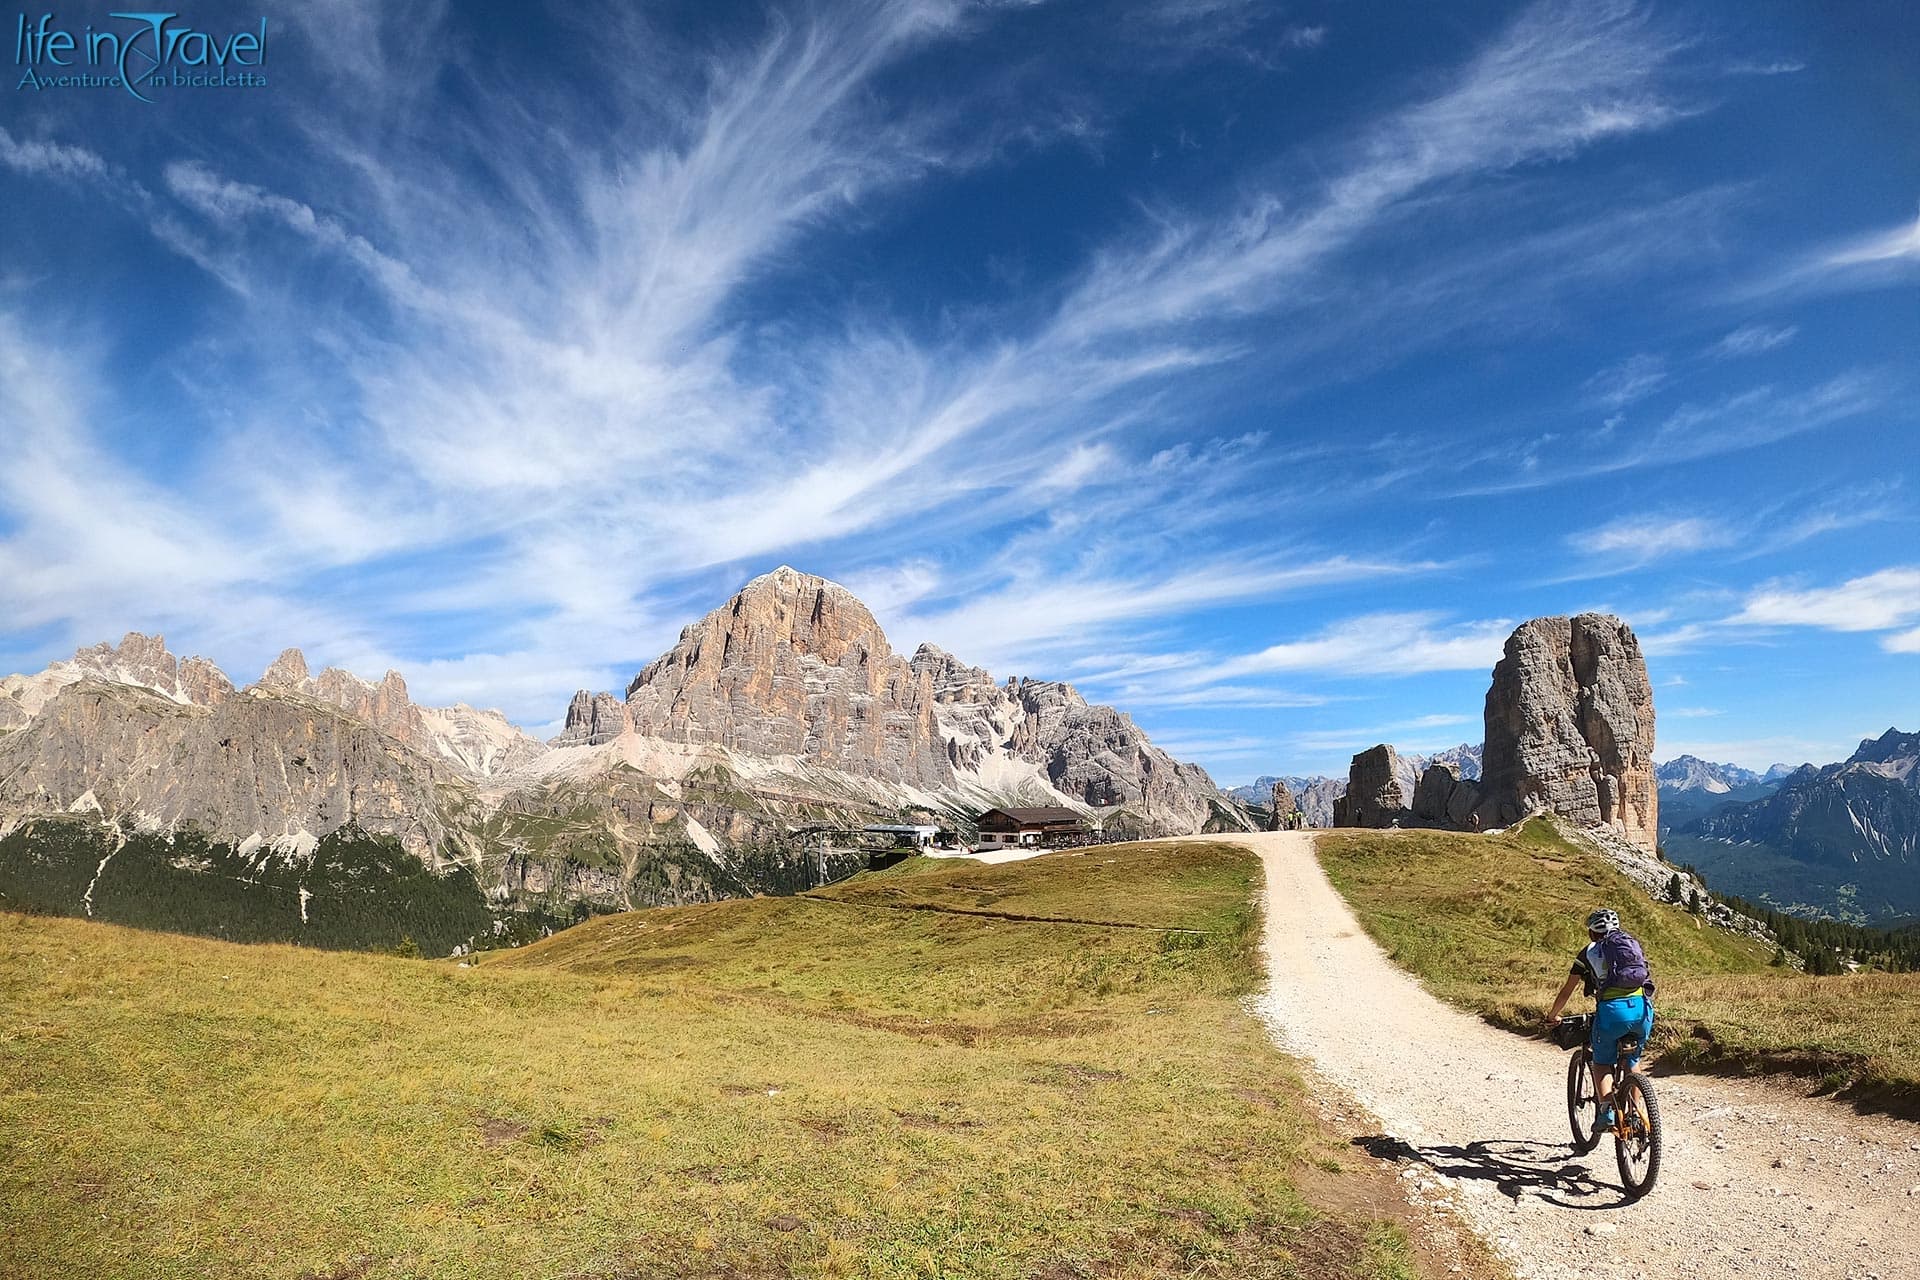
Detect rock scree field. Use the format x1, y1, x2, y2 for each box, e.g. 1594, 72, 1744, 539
0, 839, 1505, 1280
1239, 829, 1920, 1280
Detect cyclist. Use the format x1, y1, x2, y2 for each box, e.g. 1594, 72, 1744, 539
1546, 907, 1655, 1128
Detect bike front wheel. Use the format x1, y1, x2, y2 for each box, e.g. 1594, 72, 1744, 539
1566, 1048, 1601, 1154
1615, 1071, 1663, 1198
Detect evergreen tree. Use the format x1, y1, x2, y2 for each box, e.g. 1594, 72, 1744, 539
1665, 873, 1683, 903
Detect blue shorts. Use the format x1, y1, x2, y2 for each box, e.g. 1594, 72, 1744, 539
1590, 994, 1653, 1067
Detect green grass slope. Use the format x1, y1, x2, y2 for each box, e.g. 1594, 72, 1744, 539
1, 840, 1504, 1280
1317, 820, 1920, 1109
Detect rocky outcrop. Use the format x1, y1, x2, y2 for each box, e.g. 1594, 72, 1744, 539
1409, 762, 1483, 828
1269, 780, 1297, 829
1445, 775, 1482, 828
418, 704, 550, 777
1476, 613, 1657, 852
556, 691, 631, 747
621, 566, 952, 786
1338, 744, 1409, 828
913, 644, 1021, 772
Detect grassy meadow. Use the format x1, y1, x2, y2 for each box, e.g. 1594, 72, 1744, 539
1317, 820, 1920, 1108
0, 840, 1502, 1280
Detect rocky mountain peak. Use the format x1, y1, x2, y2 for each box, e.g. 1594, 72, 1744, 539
1850, 728, 1920, 767
620, 567, 946, 784
1, 632, 234, 724
260, 648, 311, 689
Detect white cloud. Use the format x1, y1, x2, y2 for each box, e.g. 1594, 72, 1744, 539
1822, 210, 1920, 270
1729, 567, 1920, 636
1710, 323, 1798, 358
0, 127, 107, 179
1745, 209, 1920, 298
1577, 514, 1733, 562
1886, 627, 1920, 654
1218, 613, 1513, 679
896, 556, 1427, 672
1583, 353, 1669, 409
0, 1, 1729, 725
1459, 373, 1887, 497
1724, 60, 1805, 76
1283, 714, 1478, 758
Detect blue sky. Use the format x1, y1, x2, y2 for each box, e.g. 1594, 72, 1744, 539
1, 0, 1915, 782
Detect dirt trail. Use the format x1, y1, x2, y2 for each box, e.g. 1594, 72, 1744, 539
1230, 832, 1920, 1280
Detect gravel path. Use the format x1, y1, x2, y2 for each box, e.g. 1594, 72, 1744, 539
1230, 832, 1920, 1280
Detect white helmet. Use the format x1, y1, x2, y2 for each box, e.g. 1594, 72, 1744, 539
1586, 907, 1620, 935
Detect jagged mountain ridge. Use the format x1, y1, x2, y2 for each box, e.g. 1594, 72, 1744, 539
554, 566, 1234, 834
1668, 729, 1920, 922
1655, 755, 1762, 794
0, 570, 1245, 947
1691, 729, 1919, 863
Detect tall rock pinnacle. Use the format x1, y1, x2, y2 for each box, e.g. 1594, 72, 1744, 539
1477, 613, 1657, 851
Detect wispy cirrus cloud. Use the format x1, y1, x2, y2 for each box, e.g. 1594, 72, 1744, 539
0, 126, 107, 180
0, 0, 1804, 733
1458, 372, 1889, 497
1580, 514, 1734, 561
1556, 483, 1900, 580
1742, 208, 1920, 298
1709, 322, 1797, 358
1584, 353, 1670, 409
1729, 566, 1920, 644
1214, 613, 1514, 680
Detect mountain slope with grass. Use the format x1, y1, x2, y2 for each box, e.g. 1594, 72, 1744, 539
1315, 820, 1920, 1108
0, 839, 1502, 1280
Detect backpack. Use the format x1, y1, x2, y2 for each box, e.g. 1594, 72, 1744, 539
1598, 929, 1652, 993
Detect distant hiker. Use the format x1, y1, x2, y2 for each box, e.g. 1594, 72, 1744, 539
1545, 908, 1655, 1128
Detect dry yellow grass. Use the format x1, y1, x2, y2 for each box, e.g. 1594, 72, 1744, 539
0, 840, 1504, 1280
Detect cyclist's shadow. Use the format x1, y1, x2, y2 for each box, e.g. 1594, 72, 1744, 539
1352, 1134, 1629, 1209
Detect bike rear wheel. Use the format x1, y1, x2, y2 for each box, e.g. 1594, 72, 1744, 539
1614, 1071, 1662, 1198
1566, 1048, 1601, 1153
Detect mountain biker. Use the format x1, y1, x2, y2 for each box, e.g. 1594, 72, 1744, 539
1546, 907, 1655, 1129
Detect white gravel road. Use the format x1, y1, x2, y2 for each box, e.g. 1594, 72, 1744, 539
1230, 832, 1920, 1280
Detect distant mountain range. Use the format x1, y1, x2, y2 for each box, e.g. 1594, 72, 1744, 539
1655, 755, 1762, 794
1663, 729, 1920, 923
0, 568, 1251, 951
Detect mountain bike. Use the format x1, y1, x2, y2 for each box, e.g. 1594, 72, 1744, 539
1554, 1012, 1662, 1198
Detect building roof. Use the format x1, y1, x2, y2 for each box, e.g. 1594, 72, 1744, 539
977, 806, 1088, 826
